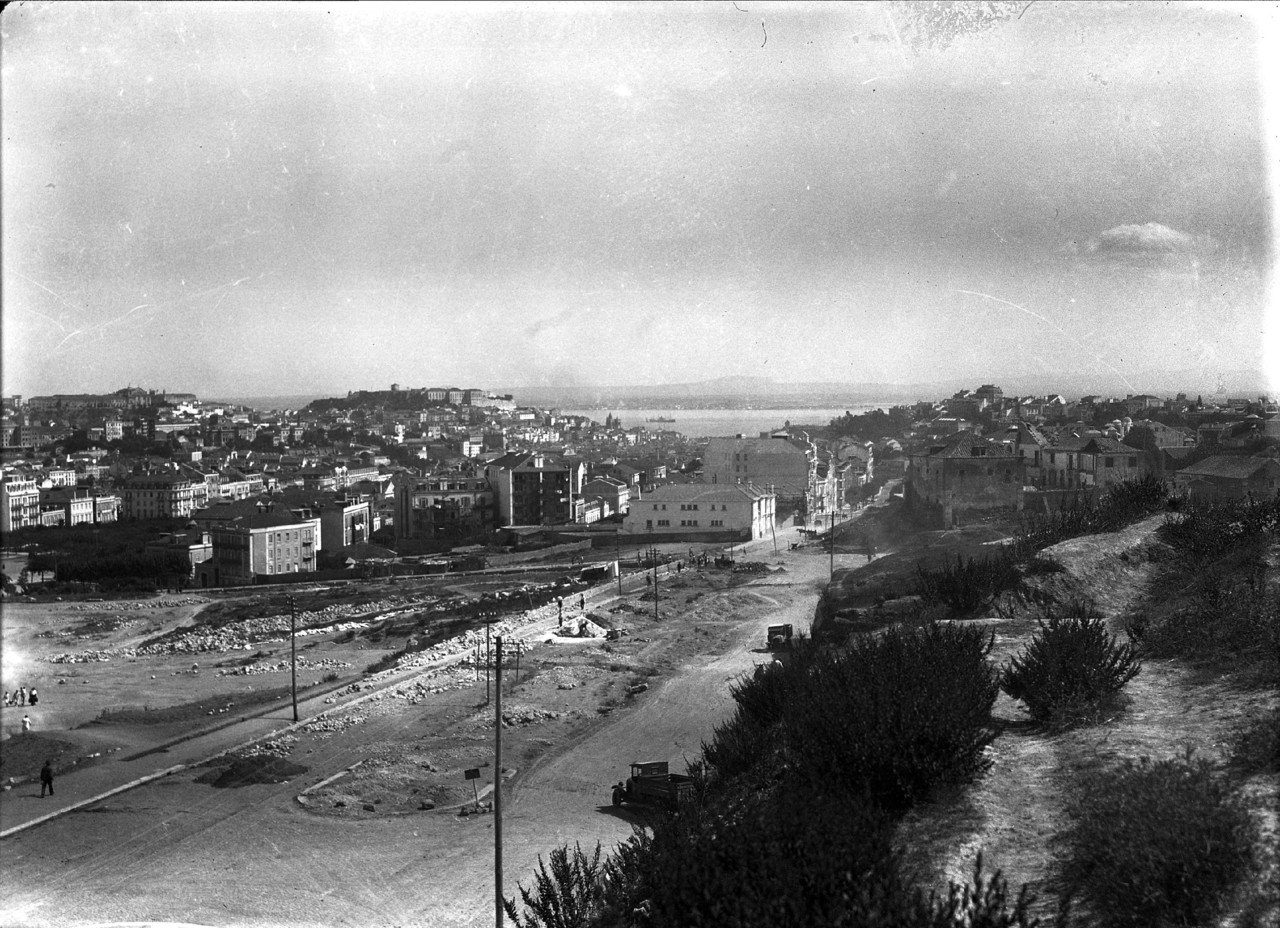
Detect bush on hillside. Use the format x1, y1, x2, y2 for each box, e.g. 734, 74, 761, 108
1229, 704, 1280, 776
598, 784, 901, 927
1060, 753, 1256, 928
1001, 602, 1141, 727
915, 554, 1021, 616
505, 842, 606, 928
783, 624, 998, 808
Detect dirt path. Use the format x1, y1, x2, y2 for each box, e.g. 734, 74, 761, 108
896, 514, 1277, 917
0, 548, 831, 928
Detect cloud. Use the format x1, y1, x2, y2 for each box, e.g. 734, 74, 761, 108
1063, 222, 1218, 261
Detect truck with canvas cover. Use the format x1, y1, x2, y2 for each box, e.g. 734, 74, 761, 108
611, 761, 694, 811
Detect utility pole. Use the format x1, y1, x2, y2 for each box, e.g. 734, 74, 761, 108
829, 510, 835, 578
494, 635, 504, 928
485, 617, 492, 704
652, 552, 659, 622
289, 595, 299, 722
615, 529, 623, 596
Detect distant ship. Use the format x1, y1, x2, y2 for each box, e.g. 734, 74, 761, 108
646, 416, 677, 423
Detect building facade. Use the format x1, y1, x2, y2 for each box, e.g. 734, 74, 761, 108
621, 483, 776, 541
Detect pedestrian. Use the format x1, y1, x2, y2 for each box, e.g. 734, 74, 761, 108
579, 594, 585, 611
2, 692, 9, 708
28, 688, 37, 706
40, 760, 54, 797
21, 714, 31, 734
19, 687, 27, 706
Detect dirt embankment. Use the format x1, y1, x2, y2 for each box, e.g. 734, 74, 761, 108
895, 514, 1279, 920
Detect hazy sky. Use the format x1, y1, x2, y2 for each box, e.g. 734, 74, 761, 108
3, 1, 1276, 398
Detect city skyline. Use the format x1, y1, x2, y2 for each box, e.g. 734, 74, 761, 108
3, 1, 1277, 398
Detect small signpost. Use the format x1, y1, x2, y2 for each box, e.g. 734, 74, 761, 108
465, 766, 481, 808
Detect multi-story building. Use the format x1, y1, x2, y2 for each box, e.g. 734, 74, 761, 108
319, 496, 373, 554
581, 476, 630, 517
621, 483, 776, 541
484, 452, 584, 526
393, 473, 496, 540
39, 488, 95, 526
121, 473, 197, 520
702, 435, 821, 511
1041, 436, 1147, 490
196, 499, 319, 586
1, 472, 42, 532
906, 432, 1026, 527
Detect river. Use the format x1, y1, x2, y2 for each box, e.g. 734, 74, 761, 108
561, 405, 892, 439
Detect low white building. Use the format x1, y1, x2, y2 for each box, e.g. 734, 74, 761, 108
621, 483, 775, 541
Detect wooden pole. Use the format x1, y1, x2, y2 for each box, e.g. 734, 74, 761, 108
289, 596, 299, 722
494, 635, 504, 928
615, 530, 623, 595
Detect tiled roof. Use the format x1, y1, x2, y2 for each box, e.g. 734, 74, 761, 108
641, 483, 774, 503
1178, 455, 1280, 480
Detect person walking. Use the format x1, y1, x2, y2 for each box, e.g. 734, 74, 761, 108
2, 692, 9, 708
21, 714, 32, 734
40, 760, 54, 797
19, 687, 27, 706
28, 688, 38, 707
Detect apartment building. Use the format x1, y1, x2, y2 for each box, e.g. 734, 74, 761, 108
393, 472, 496, 540
121, 473, 198, 520
484, 453, 584, 527
1, 472, 41, 531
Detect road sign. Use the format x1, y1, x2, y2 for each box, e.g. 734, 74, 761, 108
464, 768, 481, 780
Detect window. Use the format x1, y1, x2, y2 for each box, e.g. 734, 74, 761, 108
1129, 457, 1138, 467
1105, 457, 1115, 468
658, 519, 669, 526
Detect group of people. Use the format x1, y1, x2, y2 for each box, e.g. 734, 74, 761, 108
3, 686, 37, 707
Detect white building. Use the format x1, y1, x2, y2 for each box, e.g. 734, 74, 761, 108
621, 483, 775, 541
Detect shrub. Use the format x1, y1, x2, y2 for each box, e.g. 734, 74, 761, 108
1001, 601, 1140, 727
786, 623, 999, 808
1229, 704, 1280, 776
1060, 753, 1257, 928
597, 783, 903, 928
505, 841, 606, 928
915, 554, 1020, 616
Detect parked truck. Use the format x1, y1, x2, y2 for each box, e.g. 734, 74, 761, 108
766, 623, 793, 650
611, 761, 695, 811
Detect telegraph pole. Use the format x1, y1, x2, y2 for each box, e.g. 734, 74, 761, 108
615, 529, 623, 595
289, 595, 299, 722
652, 552, 659, 621
829, 510, 835, 578
494, 635, 504, 928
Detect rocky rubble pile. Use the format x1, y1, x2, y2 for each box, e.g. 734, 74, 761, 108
501, 704, 563, 726
67, 598, 206, 611
217, 656, 352, 677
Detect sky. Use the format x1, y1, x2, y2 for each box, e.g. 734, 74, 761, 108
3, 1, 1277, 399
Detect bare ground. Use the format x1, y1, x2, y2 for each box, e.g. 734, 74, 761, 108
895, 514, 1280, 923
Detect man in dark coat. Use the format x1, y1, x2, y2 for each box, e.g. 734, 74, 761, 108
40, 760, 54, 797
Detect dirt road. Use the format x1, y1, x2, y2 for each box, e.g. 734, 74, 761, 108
0, 539, 832, 928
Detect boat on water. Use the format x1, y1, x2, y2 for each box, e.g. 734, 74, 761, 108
646, 416, 677, 423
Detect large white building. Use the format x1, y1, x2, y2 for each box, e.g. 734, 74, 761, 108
1, 472, 40, 532
621, 483, 776, 541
